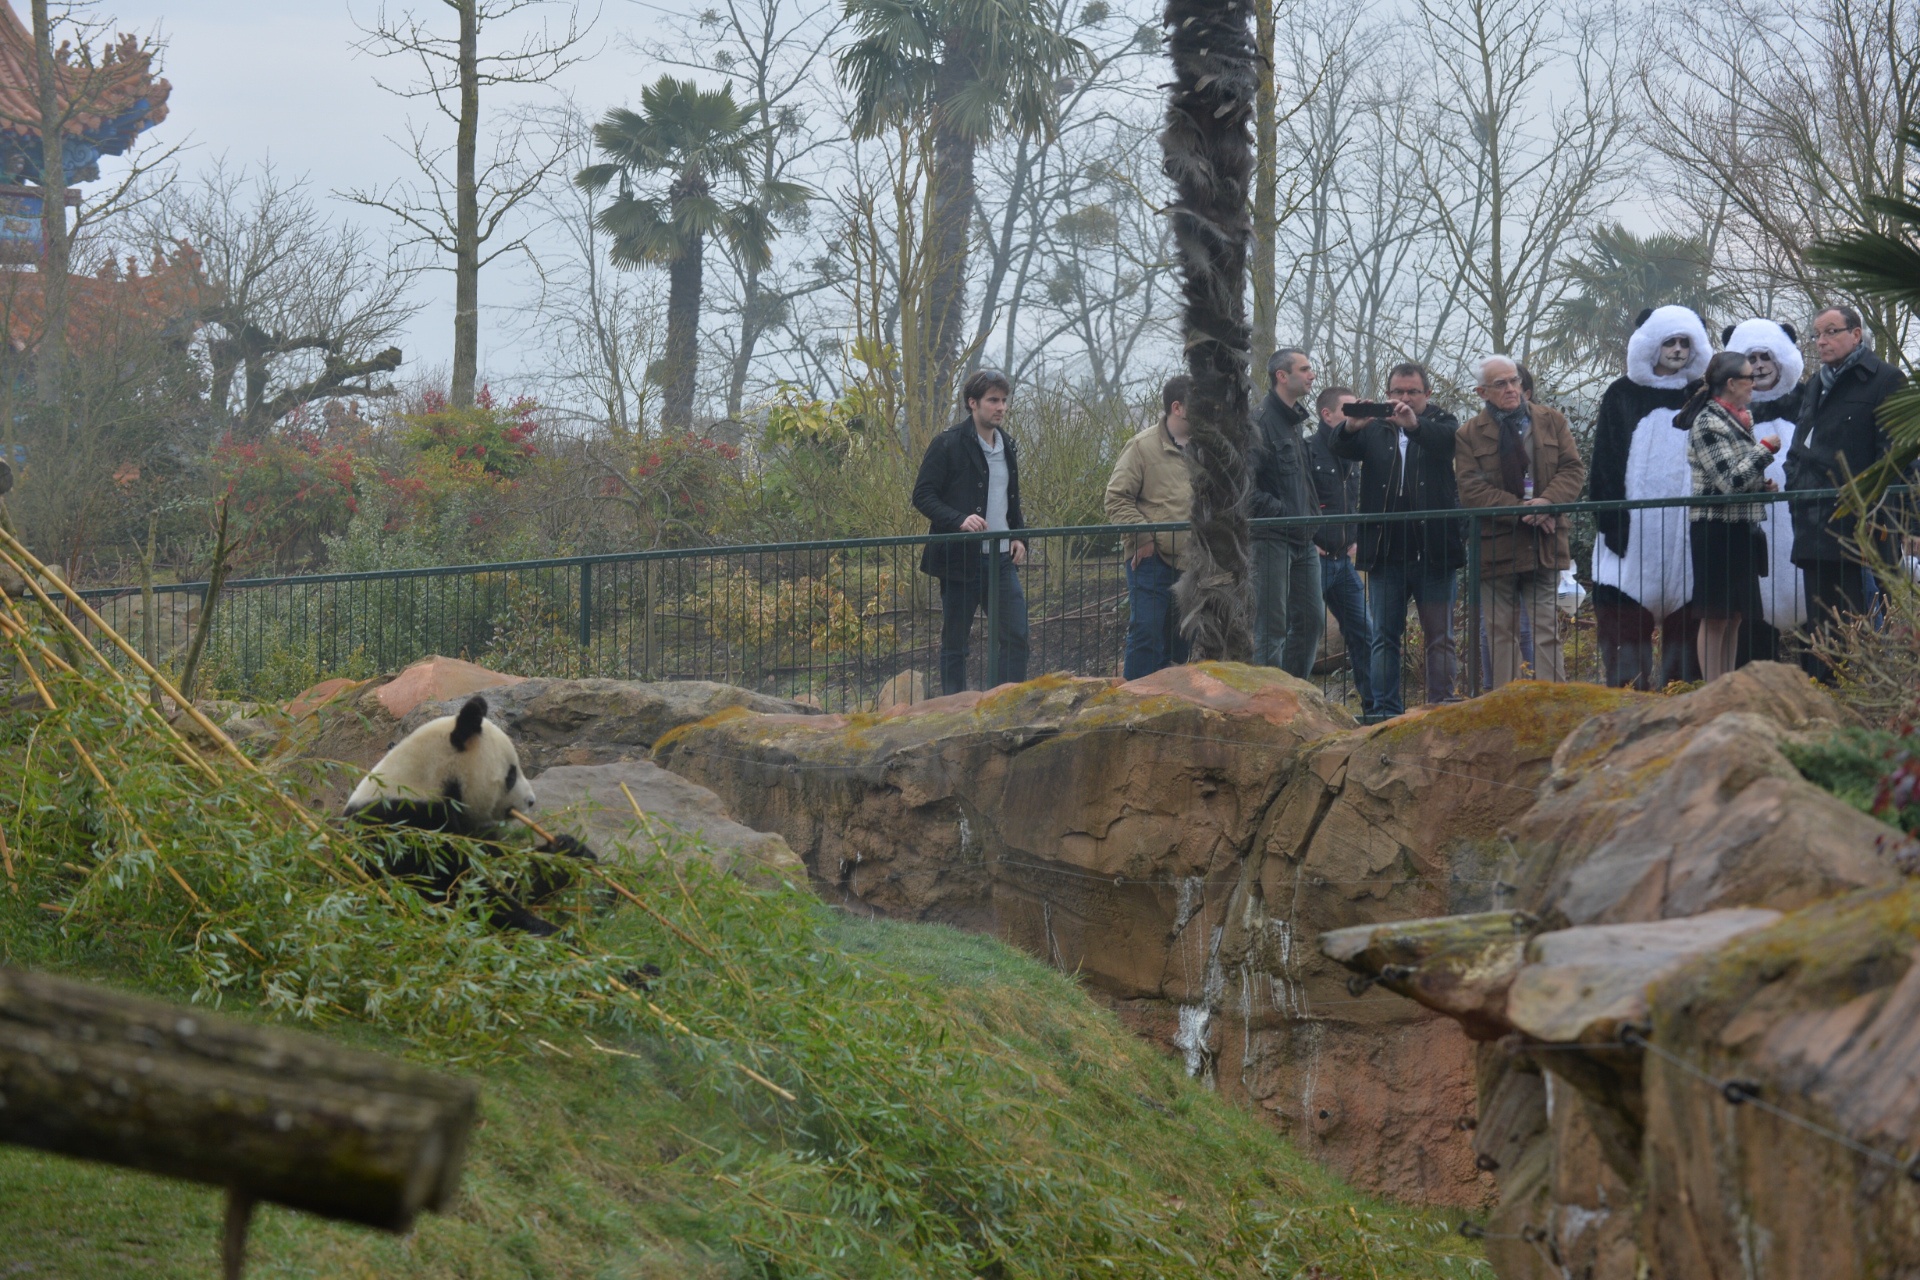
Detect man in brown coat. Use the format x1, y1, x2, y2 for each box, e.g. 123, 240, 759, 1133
1455, 355, 1588, 687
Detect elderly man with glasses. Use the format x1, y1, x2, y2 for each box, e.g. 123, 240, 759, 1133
1784, 305, 1907, 683
1455, 356, 1588, 687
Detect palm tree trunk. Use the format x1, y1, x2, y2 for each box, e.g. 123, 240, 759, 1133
661, 229, 705, 432
32, 0, 69, 410
928, 46, 977, 406
1162, 0, 1258, 662
1250, 0, 1279, 363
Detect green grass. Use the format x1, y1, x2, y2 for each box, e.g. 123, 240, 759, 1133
1, 913, 1484, 1279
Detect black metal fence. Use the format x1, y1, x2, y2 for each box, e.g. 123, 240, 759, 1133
60, 489, 1903, 712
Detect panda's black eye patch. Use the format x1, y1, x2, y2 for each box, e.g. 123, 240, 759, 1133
505, 764, 519, 791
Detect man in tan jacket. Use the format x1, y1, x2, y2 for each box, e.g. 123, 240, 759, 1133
1106, 375, 1194, 678
1456, 356, 1587, 687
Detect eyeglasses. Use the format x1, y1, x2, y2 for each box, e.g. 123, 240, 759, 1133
1813, 327, 1854, 340
1484, 376, 1522, 391
1726, 373, 1756, 383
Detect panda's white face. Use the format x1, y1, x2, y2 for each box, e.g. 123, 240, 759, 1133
344, 695, 536, 829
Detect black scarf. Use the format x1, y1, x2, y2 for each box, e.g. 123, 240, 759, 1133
1492, 403, 1531, 497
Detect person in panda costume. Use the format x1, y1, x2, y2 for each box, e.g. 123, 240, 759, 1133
1587, 305, 1712, 689
345, 694, 597, 935
1722, 318, 1807, 661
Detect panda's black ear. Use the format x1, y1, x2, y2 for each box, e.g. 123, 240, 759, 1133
451, 696, 489, 752
1722, 325, 1736, 346
1779, 322, 1798, 344
1634, 308, 1653, 329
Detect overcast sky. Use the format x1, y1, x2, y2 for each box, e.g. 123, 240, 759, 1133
93, 0, 674, 389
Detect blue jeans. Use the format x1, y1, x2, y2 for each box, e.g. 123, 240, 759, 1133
937, 556, 1030, 695
1367, 562, 1457, 716
1253, 539, 1325, 678
1320, 555, 1375, 712
1123, 553, 1189, 679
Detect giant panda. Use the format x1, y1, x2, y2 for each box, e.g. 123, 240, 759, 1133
345, 694, 596, 935
1723, 318, 1808, 641
1587, 304, 1712, 688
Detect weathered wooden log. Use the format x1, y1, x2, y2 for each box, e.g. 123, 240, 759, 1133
0, 967, 477, 1233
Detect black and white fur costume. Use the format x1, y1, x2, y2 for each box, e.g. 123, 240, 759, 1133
1724, 318, 1807, 630
345, 694, 596, 935
1589, 305, 1714, 619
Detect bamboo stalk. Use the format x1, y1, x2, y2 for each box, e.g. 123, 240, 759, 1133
506, 807, 718, 962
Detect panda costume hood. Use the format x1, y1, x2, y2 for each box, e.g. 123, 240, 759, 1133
1588, 305, 1713, 619
1724, 317, 1808, 628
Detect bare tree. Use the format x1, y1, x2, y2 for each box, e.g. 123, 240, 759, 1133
1642, 0, 1920, 352
1414, 0, 1629, 359
149, 161, 418, 438
346, 0, 592, 407
515, 102, 664, 434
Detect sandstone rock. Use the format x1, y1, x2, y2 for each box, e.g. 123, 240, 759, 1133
1513, 663, 1896, 928
375, 655, 525, 719
1506, 909, 1781, 1046
1320, 910, 1537, 1040
286, 676, 367, 720
1316, 665, 1917, 1275
398, 677, 819, 774
529, 760, 803, 880
874, 669, 929, 710
1640, 881, 1920, 1278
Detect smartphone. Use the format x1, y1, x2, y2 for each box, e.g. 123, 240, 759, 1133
1343, 401, 1397, 419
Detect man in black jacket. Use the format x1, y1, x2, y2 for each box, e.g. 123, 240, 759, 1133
1786, 305, 1908, 683
1248, 348, 1325, 676
911, 370, 1030, 695
1329, 361, 1465, 717
1311, 385, 1376, 716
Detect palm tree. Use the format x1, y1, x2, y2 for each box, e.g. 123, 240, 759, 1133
838, 0, 1084, 407
1809, 125, 1920, 513
1536, 224, 1730, 378
578, 78, 809, 433
1161, 0, 1258, 661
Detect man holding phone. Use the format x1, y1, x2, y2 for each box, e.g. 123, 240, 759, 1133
1310, 386, 1377, 715
1329, 362, 1466, 718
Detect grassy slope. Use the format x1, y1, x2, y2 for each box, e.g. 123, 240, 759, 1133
1, 913, 1483, 1279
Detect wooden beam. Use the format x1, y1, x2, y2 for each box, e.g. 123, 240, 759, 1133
0, 967, 477, 1233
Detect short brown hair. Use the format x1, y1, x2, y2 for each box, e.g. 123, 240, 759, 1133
1315, 386, 1355, 417
962, 369, 1012, 409
1161, 375, 1193, 424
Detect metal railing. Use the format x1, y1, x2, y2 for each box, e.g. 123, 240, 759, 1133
55, 488, 1906, 711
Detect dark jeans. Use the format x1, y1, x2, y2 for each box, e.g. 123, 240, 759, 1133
1253, 538, 1325, 678
1799, 559, 1868, 684
937, 556, 1030, 695
1123, 553, 1189, 680
1368, 561, 1456, 716
1320, 554, 1375, 712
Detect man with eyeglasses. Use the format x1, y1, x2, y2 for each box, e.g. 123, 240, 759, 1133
912, 369, 1030, 695
1455, 355, 1587, 688
1784, 305, 1907, 682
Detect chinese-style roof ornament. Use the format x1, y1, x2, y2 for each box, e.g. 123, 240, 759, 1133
0, 0, 170, 184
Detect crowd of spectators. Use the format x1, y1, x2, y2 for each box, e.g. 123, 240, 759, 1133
910, 304, 1908, 713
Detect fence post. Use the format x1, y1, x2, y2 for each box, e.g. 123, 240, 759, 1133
1465, 513, 1482, 697
577, 561, 592, 652
985, 538, 1002, 688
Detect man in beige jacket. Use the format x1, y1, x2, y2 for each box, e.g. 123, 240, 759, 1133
1106, 375, 1194, 678
1455, 355, 1587, 687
